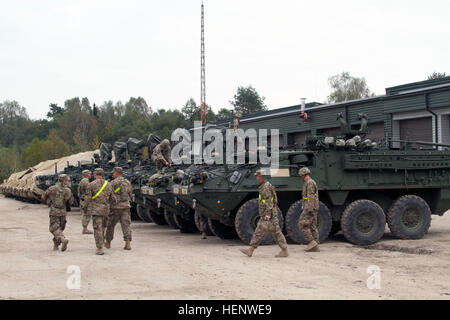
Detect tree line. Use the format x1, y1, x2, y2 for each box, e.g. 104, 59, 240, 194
1, 72, 447, 182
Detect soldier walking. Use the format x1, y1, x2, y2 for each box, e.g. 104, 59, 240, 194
299, 167, 320, 252
42, 174, 74, 252
105, 167, 133, 250
78, 170, 93, 235
240, 170, 289, 258
198, 213, 208, 240
84, 168, 116, 255
151, 139, 172, 172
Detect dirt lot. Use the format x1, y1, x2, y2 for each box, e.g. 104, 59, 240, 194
0, 196, 449, 300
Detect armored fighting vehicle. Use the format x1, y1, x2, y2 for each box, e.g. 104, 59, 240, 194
174, 114, 450, 246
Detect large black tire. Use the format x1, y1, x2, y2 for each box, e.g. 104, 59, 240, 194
174, 213, 199, 233
149, 209, 167, 226
234, 198, 284, 245
341, 200, 386, 245
208, 219, 238, 240
194, 211, 215, 236
164, 209, 179, 229
137, 204, 153, 223
387, 195, 431, 239
285, 200, 332, 244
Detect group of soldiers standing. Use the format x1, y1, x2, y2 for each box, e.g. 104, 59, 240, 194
42, 167, 133, 255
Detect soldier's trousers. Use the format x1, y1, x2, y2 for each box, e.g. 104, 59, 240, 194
81, 207, 91, 228
106, 209, 132, 242
92, 215, 108, 249
198, 214, 208, 233
299, 210, 319, 243
250, 220, 288, 249
49, 215, 67, 245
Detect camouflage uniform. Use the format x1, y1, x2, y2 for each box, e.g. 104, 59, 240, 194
249, 181, 288, 249
299, 178, 320, 243
84, 175, 116, 250
106, 176, 132, 243
42, 181, 73, 248
198, 214, 208, 234
151, 140, 172, 171
77, 176, 91, 229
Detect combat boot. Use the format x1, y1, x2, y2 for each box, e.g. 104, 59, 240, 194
96, 248, 105, 255
61, 239, 69, 252
201, 232, 207, 240
305, 240, 320, 252
275, 248, 289, 258
82, 227, 93, 235
240, 246, 256, 257
53, 243, 59, 251
105, 241, 111, 249
124, 240, 131, 250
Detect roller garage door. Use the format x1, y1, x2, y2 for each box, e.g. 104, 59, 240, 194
366, 122, 385, 141
288, 132, 311, 146
400, 117, 433, 142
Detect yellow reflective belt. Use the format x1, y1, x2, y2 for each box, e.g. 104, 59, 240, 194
92, 181, 108, 200
303, 197, 308, 200
259, 194, 274, 204
115, 178, 125, 193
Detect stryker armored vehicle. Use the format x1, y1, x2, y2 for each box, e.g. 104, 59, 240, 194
175, 114, 450, 246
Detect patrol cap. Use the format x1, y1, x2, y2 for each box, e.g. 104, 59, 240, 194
58, 174, 69, 181
299, 167, 311, 176
82, 170, 91, 175
255, 169, 267, 177
94, 168, 104, 175
113, 167, 123, 174
161, 139, 170, 147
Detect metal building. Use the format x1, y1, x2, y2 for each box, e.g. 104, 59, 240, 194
236, 77, 450, 148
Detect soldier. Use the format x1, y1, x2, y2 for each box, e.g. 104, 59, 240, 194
78, 170, 93, 235
42, 174, 73, 252
84, 168, 116, 255
151, 139, 172, 172
299, 167, 320, 252
105, 167, 133, 250
198, 213, 208, 240
240, 170, 289, 258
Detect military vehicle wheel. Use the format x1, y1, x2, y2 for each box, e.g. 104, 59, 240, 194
136, 204, 153, 223
234, 198, 284, 245
341, 200, 386, 245
164, 209, 179, 229
148, 209, 167, 226
387, 195, 431, 239
208, 219, 238, 240
174, 214, 198, 233
194, 211, 215, 236
285, 200, 332, 244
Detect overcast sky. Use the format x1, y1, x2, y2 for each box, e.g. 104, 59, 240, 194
1, 0, 449, 119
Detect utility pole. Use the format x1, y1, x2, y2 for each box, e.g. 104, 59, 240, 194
200, 1, 206, 125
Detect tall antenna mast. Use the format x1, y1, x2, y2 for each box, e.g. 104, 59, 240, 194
200, 1, 206, 125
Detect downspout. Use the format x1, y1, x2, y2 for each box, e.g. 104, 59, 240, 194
425, 93, 439, 147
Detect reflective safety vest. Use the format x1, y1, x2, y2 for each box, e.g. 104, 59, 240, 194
92, 181, 108, 200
